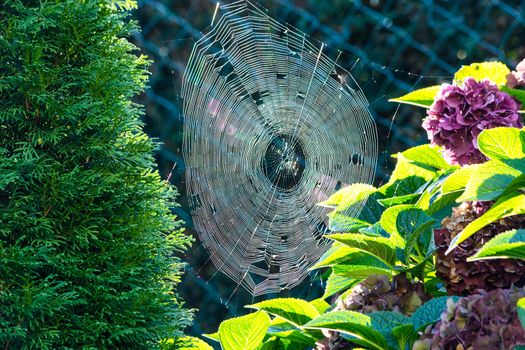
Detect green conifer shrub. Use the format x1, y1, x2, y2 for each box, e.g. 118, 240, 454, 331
0, 1, 192, 348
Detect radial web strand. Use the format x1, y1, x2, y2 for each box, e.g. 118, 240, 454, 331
182, 0, 378, 296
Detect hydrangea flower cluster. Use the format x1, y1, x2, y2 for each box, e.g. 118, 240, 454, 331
507, 58, 525, 88
422, 78, 522, 166
414, 287, 525, 350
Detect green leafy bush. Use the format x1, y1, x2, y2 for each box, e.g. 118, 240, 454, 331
0, 1, 192, 348
201, 61, 525, 350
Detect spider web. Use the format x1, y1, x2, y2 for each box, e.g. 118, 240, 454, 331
181, 0, 378, 296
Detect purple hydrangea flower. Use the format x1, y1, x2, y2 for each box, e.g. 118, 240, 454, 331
422, 78, 522, 166
507, 58, 525, 88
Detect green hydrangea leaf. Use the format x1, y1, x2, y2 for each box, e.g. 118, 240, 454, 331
477, 127, 525, 160
302, 311, 390, 350
326, 212, 371, 232
440, 163, 481, 195
410, 296, 459, 331
367, 311, 411, 349
318, 183, 377, 212
266, 318, 318, 347
467, 229, 525, 261
456, 159, 521, 202
501, 174, 525, 196
332, 261, 394, 279
380, 154, 437, 197
247, 298, 319, 326
454, 61, 510, 86
388, 85, 441, 108
218, 311, 271, 350
378, 193, 420, 208
500, 86, 525, 112
391, 324, 418, 350
427, 190, 461, 217
313, 244, 359, 269
447, 192, 525, 254
395, 144, 452, 170
255, 338, 278, 350
310, 299, 331, 314
322, 271, 358, 299
380, 205, 435, 259
326, 233, 396, 266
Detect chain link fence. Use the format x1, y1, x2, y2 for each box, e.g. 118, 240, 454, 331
132, 0, 525, 336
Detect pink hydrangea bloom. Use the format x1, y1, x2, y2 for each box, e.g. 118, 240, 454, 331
507, 58, 525, 88
422, 78, 522, 166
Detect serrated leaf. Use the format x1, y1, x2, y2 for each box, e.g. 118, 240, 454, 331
391, 324, 418, 350
500, 86, 525, 111
359, 222, 389, 237
219, 311, 270, 350
457, 159, 521, 201
440, 163, 481, 195
427, 190, 461, 217
410, 296, 459, 331
380, 154, 437, 197
477, 127, 525, 160
323, 271, 358, 299
397, 144, 452, 170
267, 316, 321, 346
367, 311, 411, 349
266, 319, 317, 347
319, 183, 377, 211
380, 205, 435, 259
517, 297, 525, 330
332, 262, 393, 279
454, 61, 510, 86
247, 298, 319, 327
327, 249, 393, 274
502, 174, 525, 196
327, 212, 371, 232
467, 229, 525, 261
310, 299, 330, 314
388, 85, 441, 108
378, 193, 420, 207
447, 192, 525, 254
313, 244, 359, 269
326, 233, 396, 266
256, 338, 279, 350
302, 311, 390, 350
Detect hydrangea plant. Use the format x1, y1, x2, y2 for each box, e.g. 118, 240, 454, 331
198, 60, 525, 350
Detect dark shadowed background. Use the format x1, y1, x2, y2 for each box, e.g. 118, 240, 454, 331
131, 0, 525, 337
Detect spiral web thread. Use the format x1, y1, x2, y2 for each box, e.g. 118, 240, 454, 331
182, 0, 378, 296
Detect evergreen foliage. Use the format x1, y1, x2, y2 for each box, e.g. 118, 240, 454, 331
0, 1, 192, 348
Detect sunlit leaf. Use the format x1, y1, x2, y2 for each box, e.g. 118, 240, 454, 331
395, 144, 452, 170
477, 127, 525, 160
454, 61, 510, 86
326, 233, 396, 266
447, 192, 525, 254
218, 311, 270, 350
303, 311, 390, 350
467, 229, 525, 261
388, 86, 441, 108
457, 159, 521, 201
247, 299, 319, 326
